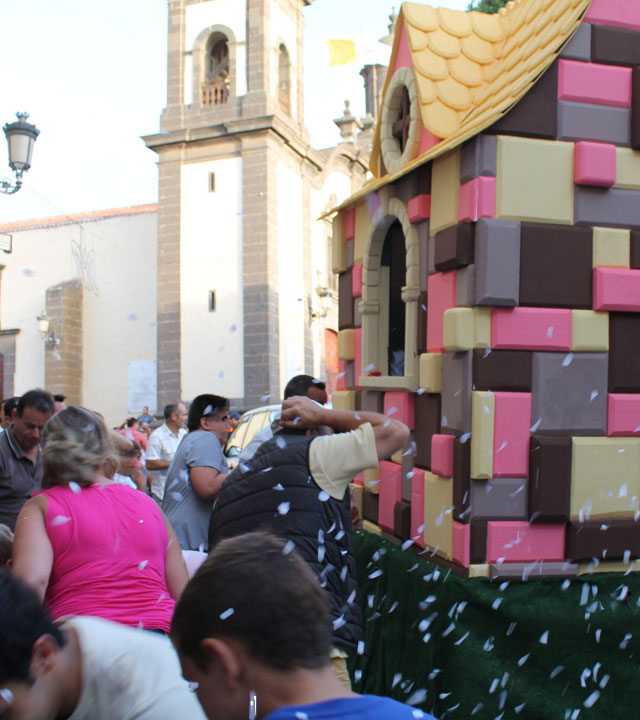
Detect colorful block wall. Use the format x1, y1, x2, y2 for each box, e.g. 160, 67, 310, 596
335, 6, 640, 578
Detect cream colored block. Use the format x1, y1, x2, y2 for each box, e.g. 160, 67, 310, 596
424, 471, 453, 559
471, 391, 494, 479
571, 437, 640, 521
331, 390, 356, 412
578, 559, 640, 576
443, 308, 475, 350
571, 310, 609, 351
364, 467, 379, 494
337, 329, 355, 360
354, 203, 370, 265
473, 307, 492, 348
362, 519, 383, 536
615, 148, 640, 190
468, 564, 490, 578
592, 226, 630, 268
496, 136, 574, 225
391, 449, 404, 465
430, 148, 460, 234
331, 213, 346, 274
419, 353, 443, 393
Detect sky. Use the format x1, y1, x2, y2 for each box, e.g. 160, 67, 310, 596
0, 0, 471, 223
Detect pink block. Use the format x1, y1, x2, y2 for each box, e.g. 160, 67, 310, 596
492, 308, 572, 351
558, 59, 632, 109
337, 360, 348, 391
608, 394, 640, 436
352, 263, 363, 298
410, 468, 425, 548
452, 521, 470, 567
384, 391, 415, 430
354, 327, 362, 389
486, 521, 565, 563
394, 23, 413, 71
493, 392, 532, 477
594, 267, 640, 311
378, 461, 402, 533
408, 194, 431, 223
585, 0, 640, 32
574, 141, 617, 187
427, 271, 457, 352
365, 191, 380, 219
345, 208, 355, 240
457, 176, 497, 222
431, 434, 455, 478
417, 128, 440, 157
353, 472, 364, 486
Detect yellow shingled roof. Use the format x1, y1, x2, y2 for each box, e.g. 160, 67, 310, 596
367, 0, 592, 184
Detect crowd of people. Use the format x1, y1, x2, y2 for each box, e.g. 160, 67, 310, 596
0, 380, 436, 719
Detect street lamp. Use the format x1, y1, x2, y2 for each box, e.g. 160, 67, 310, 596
36, 311, 60, 348
1, 112, 40, 195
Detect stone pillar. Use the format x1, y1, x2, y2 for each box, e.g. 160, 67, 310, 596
44, 280, 83, 405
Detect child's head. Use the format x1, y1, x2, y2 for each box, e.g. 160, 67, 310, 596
119, 442, 141, 476
0, 524, 15, 568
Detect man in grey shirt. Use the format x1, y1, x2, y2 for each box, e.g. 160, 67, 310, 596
0, 389, 54, 530
162, 394, 229, 551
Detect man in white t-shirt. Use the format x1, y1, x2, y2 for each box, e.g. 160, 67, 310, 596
146, 402, 187, 502
0, 570, 206, 720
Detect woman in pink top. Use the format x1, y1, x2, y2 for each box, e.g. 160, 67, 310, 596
12, 406, 188, 633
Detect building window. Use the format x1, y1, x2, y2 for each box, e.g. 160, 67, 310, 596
208, 172, 216, 193
382, 220, 406, 376
278, 44, 290, 114
202, 33, 229, 106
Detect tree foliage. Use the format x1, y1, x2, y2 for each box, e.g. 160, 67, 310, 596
467, 0, 509, 13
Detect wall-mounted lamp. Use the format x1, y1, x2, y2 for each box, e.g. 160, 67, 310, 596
1, 113, 40, 195
36, 311, 60, 348
309, 285, 334, 323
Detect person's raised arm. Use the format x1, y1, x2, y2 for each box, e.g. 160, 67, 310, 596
280, 395, 410, 460
12, 495, 54, 602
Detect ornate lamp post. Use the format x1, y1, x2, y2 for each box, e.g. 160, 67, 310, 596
1, 112, 40, 195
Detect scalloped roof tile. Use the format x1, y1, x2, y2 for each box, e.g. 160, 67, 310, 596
365, 0, 592, 188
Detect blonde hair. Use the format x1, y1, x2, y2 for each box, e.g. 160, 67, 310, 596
41, 406, 114, 488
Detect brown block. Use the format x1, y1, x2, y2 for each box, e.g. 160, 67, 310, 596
394, 500, 412, 540
487, 60, 558, 140
529, 436, 572, 523
453, 436, 471, 522
565, 519, 640, 562
417, 292, 428, 354
345, 238, 355, 268
472, 349, 532, 392
489, 561, 578, 580
470, 518, 487, 563
359, 390, 383, 414
434, 222, 475, 271
630, 230, 640, 269
519, 223, 592, 308
414, 393, 441, 469
338, 270, 354, 329
591, 24, 640, 67
392, 163, 432, 204
633, 67, 640, 150
362, 489, 380, 524
609, 313, 640, 392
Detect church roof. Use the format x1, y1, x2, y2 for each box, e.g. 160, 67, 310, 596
335, 0, 591, 212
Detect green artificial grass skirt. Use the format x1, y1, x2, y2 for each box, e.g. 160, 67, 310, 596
348, 530, 640, 719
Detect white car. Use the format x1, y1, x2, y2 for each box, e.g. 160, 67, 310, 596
224, 404, 281, 469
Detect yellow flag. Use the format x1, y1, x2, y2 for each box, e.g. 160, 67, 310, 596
328, 39, 356, 67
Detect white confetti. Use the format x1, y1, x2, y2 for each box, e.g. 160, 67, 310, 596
392, 672, 402, 688
619, 633, 632, 649
539, 630, 549, 644
549, 666, 565, 679
353, 670, 362, 683
368, 569, 382, 579
386, 406, 398, 416
332, 615, 346, 630
317, 545, 326, 563
51, 515, 71, 526
460, 432, 471, 443
357, 640, 365, 655
517, 653, 530, 667
562, 353, 573, 367
406, 689, 427, 706
138, 560, 148, 571
318, 490, 330, 502
69, 481, 82, 494
277, 502, 290, 515
530, 417, 542, 432
295, 712, 309, 720
276, 437, 287, 449
187, 681, 199, 692
229, 324, 237, 332
583, 690, 600, 709
282, 540, 295, 555
0, 689, 13, 705
272, 483, 284, 491
219, 607, 234, 620
590, 390, 599, 402
546, 325, 554, 338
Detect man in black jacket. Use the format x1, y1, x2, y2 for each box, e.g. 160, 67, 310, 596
209, 395, 409, 687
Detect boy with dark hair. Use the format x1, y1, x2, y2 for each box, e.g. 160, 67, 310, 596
172, 532, 433, 720
162, 394, 230, 550
0, 570, 206, 719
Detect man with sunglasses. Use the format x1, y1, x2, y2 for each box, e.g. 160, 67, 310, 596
162, 394, 230, 551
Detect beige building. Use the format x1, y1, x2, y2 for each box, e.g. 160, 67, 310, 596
0, 205, 157, 427
143, 0, 374, 408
